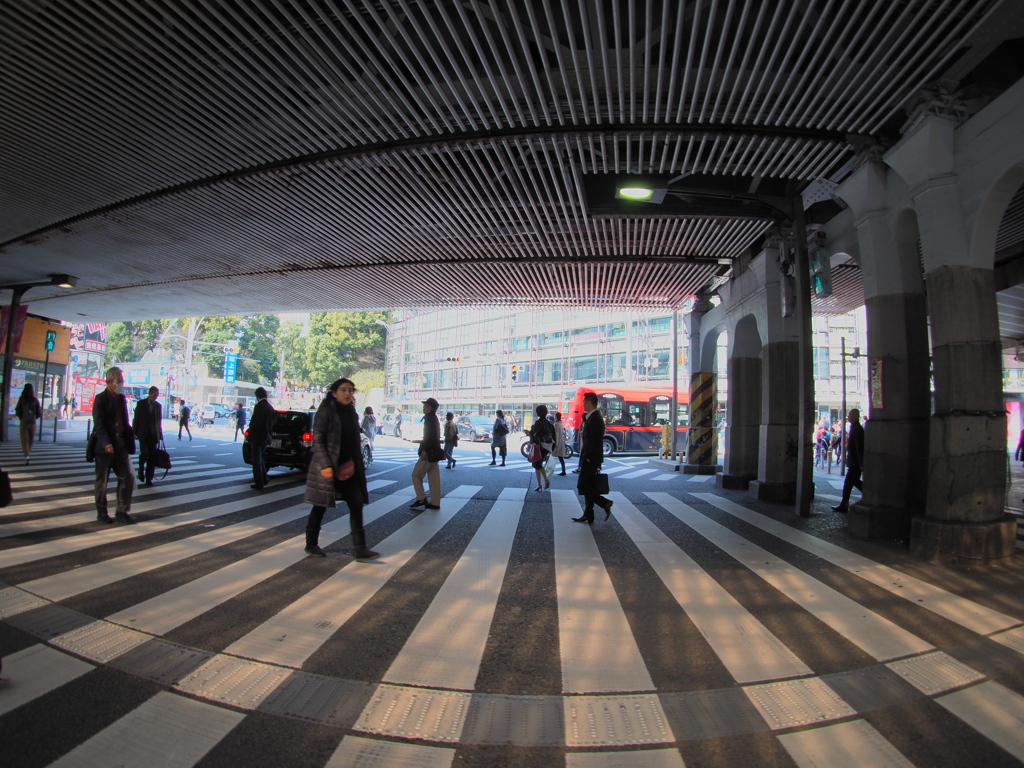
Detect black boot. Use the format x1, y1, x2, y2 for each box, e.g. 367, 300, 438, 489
305, 530, 326, 557
352, 530, 380, 561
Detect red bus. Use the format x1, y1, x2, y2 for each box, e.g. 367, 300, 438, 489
560, 385, 689, 456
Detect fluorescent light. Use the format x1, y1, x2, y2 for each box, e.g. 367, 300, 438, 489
618, 185, 655, 201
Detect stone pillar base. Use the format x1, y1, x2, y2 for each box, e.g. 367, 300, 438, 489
718, 473, 756, 490
909, 514, 1017, 563
683, 464, 721, 475
847, 502, 913, 541
749, 480, 796, 503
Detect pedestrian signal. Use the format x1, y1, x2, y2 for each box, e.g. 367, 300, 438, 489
45, 330, 56, 350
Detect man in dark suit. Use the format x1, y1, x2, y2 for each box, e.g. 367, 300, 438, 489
132, 385, 163, 487
832, 408, 865, 513
248, 387, 275, 490
573, 391, 613, 523
92, 367, 136, 524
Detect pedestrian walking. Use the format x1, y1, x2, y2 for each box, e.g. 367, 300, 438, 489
92, 367, 136, 524
177, 399, 192, 440
573, 391, 613, 523
552, 411, 568, 475
62, 395, 71, 418
70, 395, 77, 418
832, 408, 865, 513
302, 378, 379, 560
527, 404, 555, 491
410, 398, 443, 510
489, 409, 509, 465
234, 403, 247, 441
248, 387, 274, 490
361, 406, 377, 448
443, 412, 458, 468
15, 384, 42, 464
132, 386, 163, 487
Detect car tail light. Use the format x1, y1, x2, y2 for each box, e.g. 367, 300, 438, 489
301, 431, 313, 446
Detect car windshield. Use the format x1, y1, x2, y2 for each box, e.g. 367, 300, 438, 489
271, 411, 311, 433
469, 417, 491, 426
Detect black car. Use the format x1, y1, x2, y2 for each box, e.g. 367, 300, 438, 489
242, 409, 372, 473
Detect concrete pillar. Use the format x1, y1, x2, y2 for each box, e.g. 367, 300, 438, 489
749, 241, 801, 502
886, 116, 1015, 562
836, 160, 930, 540
720, 354, 761, 489
720, 315, 762, 490
684, 296, 720, 475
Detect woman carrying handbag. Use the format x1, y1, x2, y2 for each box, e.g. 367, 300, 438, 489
527, 404, 555, 491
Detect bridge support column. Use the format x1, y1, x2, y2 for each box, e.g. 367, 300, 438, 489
887, 116, 1014, 562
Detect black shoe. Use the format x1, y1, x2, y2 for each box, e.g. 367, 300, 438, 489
144, 481, 154, 488
304, 544, 326, 557
250, 484, 264, 490
572, 516, 593, 524
425, 503, 441, 510
115, 512, 136, 524
572, 468, 581, 474
558, 472, 566, 476
353, 547, 380, 560
604, 499, 614, 520
488, 461, 496, 465
500, 461, 505, 466
410, 498, 426, 509
831, 504, 848, 513
97, 514, 113, 524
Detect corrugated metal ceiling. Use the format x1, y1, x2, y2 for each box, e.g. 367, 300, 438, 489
0, 0, 1011, 320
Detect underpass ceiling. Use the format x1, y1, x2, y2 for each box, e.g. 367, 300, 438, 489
0, 0, 1014, 321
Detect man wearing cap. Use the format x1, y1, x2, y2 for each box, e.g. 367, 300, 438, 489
411, 397, 443, 510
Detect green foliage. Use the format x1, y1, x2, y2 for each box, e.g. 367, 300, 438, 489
105, 320, 171, 364
305, 312, 387, 386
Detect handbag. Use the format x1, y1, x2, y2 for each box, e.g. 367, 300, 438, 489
526, 442, 542, 463
153, 440, 172, 478
85, 432, 97, 463
593, 473, 610, 495
0, 469, 12, 508
335, 459, 355, 482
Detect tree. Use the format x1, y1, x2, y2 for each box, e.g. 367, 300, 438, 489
305, 312, 387, 386
106, 320, 171, 364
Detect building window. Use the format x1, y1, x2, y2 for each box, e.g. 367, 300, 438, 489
813, 347, 830, 380
572, 356, 597, 380
512, 336, 531, 351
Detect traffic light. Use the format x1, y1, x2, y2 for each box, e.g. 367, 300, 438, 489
511, 365, 518, 382
809, 232, 832, 297
45, 330, 56, 350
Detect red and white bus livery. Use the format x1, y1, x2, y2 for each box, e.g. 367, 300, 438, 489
559, 385, 689, 456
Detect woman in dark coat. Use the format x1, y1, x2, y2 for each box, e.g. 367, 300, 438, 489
303, 378, 379, 560
527, 404, 555, 491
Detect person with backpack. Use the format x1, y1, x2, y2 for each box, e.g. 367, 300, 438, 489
527, 404, 555, 491
443, 412, 459, 468
177, 399, 192, 440
489, 409, 509, 466
15, 384, 42, 464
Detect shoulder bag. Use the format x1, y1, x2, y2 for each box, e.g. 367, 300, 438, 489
153, 440, 172, 478
526, 442, 542, 463
335, 459, 355, 482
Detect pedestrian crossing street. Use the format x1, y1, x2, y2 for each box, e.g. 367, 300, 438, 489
2, 443, 1024, 767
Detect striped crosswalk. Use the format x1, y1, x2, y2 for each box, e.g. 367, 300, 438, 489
2, 442, 1024, 767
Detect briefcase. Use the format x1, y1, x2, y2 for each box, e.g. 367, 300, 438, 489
153, 441, 172, 478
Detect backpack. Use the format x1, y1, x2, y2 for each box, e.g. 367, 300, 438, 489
493, 419, 509, 437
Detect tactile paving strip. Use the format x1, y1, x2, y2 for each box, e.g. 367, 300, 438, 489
990, 626, 1024, 656
108, 637, 214, 686
4, 602, 96, 640
175, 655, 293, 710
0, 586, 48, 618
660, 688, 770, 741
743, 677, 856, 730
50, 620, 153, 663
461, 693, 564, 746
257, 670, 375, 728
354, 683, 471, 743
564, 693, 674, 747
885, 651, 985, 695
